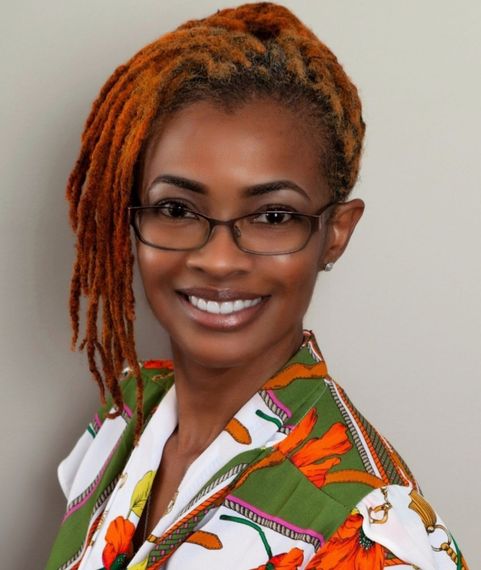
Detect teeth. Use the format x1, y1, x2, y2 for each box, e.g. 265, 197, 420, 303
220, 301, 234, 314
233, 300, 244, 312
207, 300, 220, 314
188, 295, 262, 314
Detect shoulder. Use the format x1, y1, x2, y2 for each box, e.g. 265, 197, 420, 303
104, 359, 175, 422
57, 359, 174, 500
279, 373, 419, 512
285, 331, 417, 489
294, 377, 468, 568
316, 375, 418, 490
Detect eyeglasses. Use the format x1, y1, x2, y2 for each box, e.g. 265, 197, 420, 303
128, 200, 337, 255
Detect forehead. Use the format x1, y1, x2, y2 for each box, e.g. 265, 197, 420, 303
141, 97, 329, 202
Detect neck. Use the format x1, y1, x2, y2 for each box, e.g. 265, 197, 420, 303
169, 327, 304, 456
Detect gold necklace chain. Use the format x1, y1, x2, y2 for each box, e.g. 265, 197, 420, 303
141, 490, 179, 543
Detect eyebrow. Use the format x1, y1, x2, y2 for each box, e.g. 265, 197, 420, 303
146, 174, 311, 201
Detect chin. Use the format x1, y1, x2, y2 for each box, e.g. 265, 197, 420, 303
171, 327, 263, 370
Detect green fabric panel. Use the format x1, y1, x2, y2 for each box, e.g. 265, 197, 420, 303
310, 389, 365, 470
275, 378, 368, 467
230, 458, 356, 541
275, 379, 327, 425
283, 342, 315, 367
267, 337, 327, 425
46, 368, 173, 570
201, 447, 272, 487
301, 385, 376, 509
227, 378, 378, 541
334, 386, 408, 486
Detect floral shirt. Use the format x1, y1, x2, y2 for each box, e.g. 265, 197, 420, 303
46, 330, 468, 569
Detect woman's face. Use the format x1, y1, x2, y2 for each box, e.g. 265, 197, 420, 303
137, 97, 356, 368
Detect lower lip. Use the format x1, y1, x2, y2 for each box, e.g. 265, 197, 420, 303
177, 294, 269, 331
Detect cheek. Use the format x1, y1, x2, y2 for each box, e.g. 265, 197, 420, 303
136, 246, 180, 299
267, 248, 321, 303
137, 247, 158, 290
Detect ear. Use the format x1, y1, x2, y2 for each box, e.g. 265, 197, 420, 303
318, 198, 365, 271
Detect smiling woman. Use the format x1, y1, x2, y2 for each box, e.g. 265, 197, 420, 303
46, 3, 468, 570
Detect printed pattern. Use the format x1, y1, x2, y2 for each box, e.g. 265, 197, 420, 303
46, 331, 468, 569
223, 497, 323, 550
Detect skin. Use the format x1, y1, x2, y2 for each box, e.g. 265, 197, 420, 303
133, 97, 364, 541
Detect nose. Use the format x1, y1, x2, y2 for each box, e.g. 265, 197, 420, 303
185, 223, 253, 278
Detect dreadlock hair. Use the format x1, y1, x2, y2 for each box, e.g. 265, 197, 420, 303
67, 2, 365, 442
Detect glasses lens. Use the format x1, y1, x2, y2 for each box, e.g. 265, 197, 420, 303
135, 205, 209, 250
236, 211, 312, 254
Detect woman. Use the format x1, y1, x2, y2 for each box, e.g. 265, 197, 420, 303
47, 3, 467, 569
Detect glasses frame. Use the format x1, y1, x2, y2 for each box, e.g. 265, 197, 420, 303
128, 200, 338, 256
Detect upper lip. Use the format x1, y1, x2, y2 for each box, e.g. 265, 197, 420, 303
177, 287, 268, 302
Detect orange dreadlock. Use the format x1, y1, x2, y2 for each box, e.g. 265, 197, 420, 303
67, 2, 365, 441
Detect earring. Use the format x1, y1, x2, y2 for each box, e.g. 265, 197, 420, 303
324, 262, 334, 272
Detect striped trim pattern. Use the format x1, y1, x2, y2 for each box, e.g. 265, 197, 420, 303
147, 511, 206, 563
305, 334, 324, 362
325, 378, 377, 476
57, 476, 119, 570
326, 378, 415, 487
279, 424, 294, 435
63, 441, 121, 522
178, 463, 248, 518
224, 497, 323, 550
259, 390, 291, 423
87, 412, 102, 437
146, 489, 228, 565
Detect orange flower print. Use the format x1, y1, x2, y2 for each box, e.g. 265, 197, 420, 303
233, 406, 353, 494
305, 513, 384, 570
278, 409, 318, 455
278, 410, 352, 488
101, 516, 136, 570
143, 359, 173, 370
254, 546, 304, 569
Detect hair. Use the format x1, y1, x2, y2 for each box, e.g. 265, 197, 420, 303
67, 2, 365, 440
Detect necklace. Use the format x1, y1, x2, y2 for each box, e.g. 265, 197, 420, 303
141, 490, 179, 543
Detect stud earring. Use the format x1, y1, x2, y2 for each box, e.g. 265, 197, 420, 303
324, 262, 334, 272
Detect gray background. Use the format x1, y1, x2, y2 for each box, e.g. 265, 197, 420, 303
1, 1, 480, 568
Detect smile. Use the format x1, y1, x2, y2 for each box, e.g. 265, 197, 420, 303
176, 288, 269, 331
187, 296, 262, 314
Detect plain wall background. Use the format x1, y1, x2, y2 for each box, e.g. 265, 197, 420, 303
1, 1, 480, 567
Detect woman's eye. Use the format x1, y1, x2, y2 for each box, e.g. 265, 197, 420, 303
157, 200, 198, 219
252, 210, 294, 224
